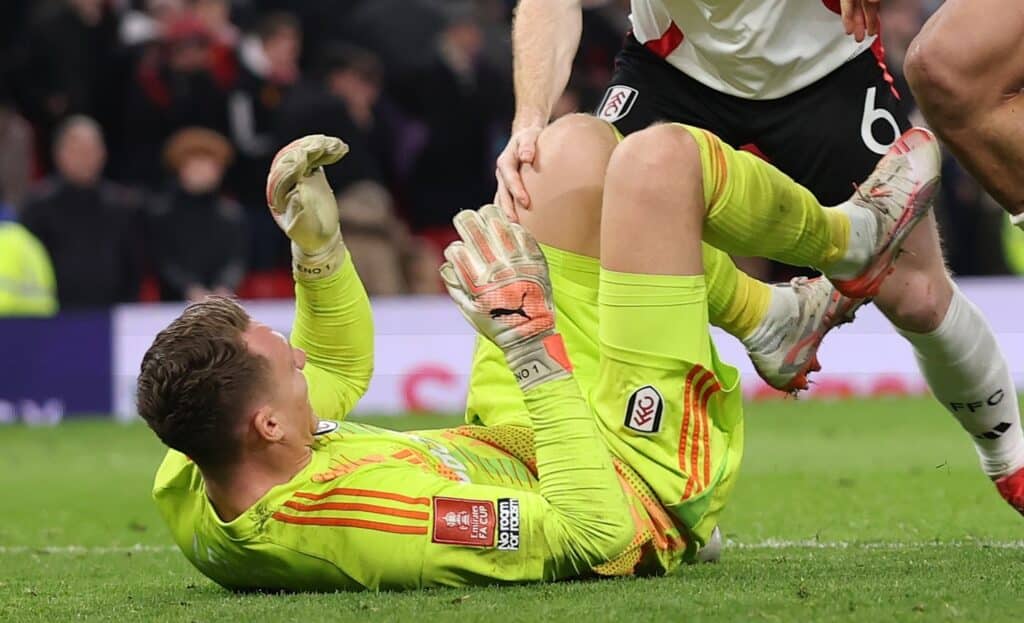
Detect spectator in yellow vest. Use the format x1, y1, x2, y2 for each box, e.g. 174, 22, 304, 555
0, 220, 58, 316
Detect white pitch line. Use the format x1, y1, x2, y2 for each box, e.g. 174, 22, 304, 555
0, 544, 177, 555
1, 540, 1023, 555
726, 539, 1024, 550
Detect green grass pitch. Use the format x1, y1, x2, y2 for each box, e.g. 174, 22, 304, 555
2, 397, 1022, 622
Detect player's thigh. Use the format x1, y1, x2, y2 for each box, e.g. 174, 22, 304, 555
754, 51, 909, 205
597, 36, 742, 144
910, 0, 1024, 107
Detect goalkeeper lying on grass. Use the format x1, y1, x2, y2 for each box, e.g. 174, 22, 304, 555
141, 124, 938, 591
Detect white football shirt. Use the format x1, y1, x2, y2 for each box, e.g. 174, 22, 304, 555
629, 0, 881, 99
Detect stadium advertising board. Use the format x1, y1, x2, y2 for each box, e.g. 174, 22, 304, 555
112, 296, 477, 420
2, 277, 1021, 422
0, 311, 112, 423
109, 277, 1024, 419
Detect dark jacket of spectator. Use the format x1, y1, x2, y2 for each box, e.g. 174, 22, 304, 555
0, 99, 34, 212
392, 19, 511, 231
148, 186, 246, 301
276, 83, 385, 194
227, 12, 302, 209
149, 126, 246, 301
13, 0, 120, 164
265, 72, 387, 272
20, 178, 142, 309
275, 45, 390, 196
120, 16, 232, 188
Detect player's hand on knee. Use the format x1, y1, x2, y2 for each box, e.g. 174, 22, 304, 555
496, 124, 543, 219
266, 135, 349, 277
440, 205, 554, 351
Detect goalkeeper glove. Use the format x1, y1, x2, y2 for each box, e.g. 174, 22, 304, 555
266, 135, 349, 279
440, 205, 572, 391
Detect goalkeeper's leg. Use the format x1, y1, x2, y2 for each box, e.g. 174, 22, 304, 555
466, 115, 784, 426
466, 114, 863, 423
514, 115, 777, 344
591, 127, 743, 560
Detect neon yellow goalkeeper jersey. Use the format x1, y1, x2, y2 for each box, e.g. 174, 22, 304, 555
153, 419, 687, 592
151, 254, 707, 592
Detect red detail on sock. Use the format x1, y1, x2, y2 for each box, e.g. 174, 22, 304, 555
644, 22, 685, 58
821, 0, 841, 14
542, 334, 573, 372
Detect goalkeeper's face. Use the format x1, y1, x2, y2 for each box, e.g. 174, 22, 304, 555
243, 321, 318, 446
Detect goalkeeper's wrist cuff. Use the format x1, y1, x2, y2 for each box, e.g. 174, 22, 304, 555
1011, 212, 1024, 232
292, 231, 346, 281
505, 333, 573, 392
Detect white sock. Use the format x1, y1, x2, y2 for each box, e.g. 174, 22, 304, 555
897, 286, 1024, 478
825, 202, 878, 280
742, 284, 797, 354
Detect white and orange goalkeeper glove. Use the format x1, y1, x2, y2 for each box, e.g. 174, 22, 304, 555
266, 134, 349, 279
440, 205, 572, 390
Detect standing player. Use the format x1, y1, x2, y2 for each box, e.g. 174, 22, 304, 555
141, 125, 934, 591
891, 0, 1024, 509
894, 0, 1024, 229
494, 0, 1024, 515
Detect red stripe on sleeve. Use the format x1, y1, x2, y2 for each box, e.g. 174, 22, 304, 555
272, 512, 427, 534
644, 22, 685, 58
293, 488, 430, 506
283, 500, 430, 520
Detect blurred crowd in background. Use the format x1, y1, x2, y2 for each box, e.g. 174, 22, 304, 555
0, 0, 1018, 314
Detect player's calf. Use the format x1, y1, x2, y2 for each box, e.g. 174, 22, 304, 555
873, 249, 951, 334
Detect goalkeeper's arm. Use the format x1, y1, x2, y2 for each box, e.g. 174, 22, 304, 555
266, 135, 374, 418
441, 206, 635, 567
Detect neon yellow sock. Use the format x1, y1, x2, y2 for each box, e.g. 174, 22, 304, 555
678, 125, 850, 270
702, 243, 771, 340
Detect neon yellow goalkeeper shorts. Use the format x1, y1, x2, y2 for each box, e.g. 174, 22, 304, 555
465, 245, 743, 547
